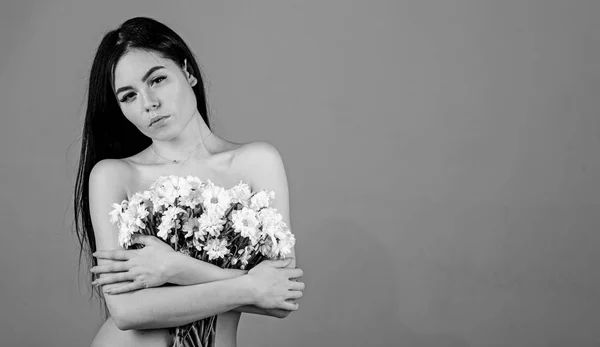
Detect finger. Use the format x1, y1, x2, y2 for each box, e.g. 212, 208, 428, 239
290, 281, 305, 291
267, 258, 293, 268
283, 268, 303, 279
93, 249, 131, 261
279, 300, 299, 311
287, 290, 303, 300
92, 273, 135, 286
130, 233, 155, 246
91, 262, 130, 274
104, 282, 145, 295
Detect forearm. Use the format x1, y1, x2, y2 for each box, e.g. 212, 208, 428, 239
232, 305, 291, 318
172, 254, 298, 318
170, 254, 247, 285
106, 276, 254, 330
232, 257, 297, 318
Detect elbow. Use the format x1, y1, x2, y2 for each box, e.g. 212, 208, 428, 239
106, 299, 139, 331
113, 313, 147, 331
113, 317, 132, 331
110, 307, 136, 331
274, 310, 292, 319
112, 308, 148, 331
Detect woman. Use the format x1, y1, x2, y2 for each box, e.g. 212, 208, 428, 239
73, 17, 304, 347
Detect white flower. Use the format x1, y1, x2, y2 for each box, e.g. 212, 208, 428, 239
232, 207, 260, 243
165, 205, 186, 221
118, 227, 135, 248
182, 218, 200, 238
186, 175, 204, 187
121, 200, 149, 232
151, 176, 179, 206
238, 246, 254, 268
250, 190, 275, 211
157, 206, 185, 240
175, 176, 192, 198
204, 238, 230, 260
192, 237, 204, 251
273, 228, 295, 257
258, 207, 282, 232
109, 202, 124, 224
157, 223, 171, 240
148, 175, 192, 206
186, 176, 207, 191
229, 181, 252, 207
114, 199, 149, 248
202, 181, 232, 214
258, 237, 276, 258
180, 187, 202, 208
198, 209, 226, 237
119, 235, 132, 248
194, 229, 207, 243
149, 191, 165, 212
129, 191, 148, 206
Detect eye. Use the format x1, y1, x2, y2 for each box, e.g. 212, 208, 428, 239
151, 76, 166, 86
119, 93, 136, 103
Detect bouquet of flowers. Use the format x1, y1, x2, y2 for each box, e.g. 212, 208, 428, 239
109, 175, 295, 347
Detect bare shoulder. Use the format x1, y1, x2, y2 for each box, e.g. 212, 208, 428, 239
232, 141, 284, 168
232, 141, 287, 190
88, 159, 135, 251
89, 158, 134, 194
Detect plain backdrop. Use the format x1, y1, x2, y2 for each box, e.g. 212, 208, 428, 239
1, 1, 599, 346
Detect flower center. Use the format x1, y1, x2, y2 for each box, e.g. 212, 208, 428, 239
211, 197, 219, 204
242, 220, 249, 227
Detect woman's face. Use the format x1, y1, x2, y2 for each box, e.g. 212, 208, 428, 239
113, 49, 198, 140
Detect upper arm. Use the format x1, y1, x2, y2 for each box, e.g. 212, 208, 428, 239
88, 159, 131, 310
89, 159, 130, 251
237, 141, 296, 266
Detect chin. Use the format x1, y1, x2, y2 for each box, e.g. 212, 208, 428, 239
155, 126, 186, 141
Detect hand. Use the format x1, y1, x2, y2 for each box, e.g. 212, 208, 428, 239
246, 258, 305, 311
91, 234, 181, 294
265, 299, 300, 319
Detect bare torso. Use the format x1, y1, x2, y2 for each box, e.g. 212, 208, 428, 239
91, 139, 251, 347
91, 312, 241, 347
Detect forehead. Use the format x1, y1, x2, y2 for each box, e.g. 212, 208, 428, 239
113, 49, 177, 88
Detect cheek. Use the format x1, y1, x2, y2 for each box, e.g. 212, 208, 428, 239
120, 105, 145, 127
163, 82, 196, 114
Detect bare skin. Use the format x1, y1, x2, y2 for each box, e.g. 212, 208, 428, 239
88, 49, 300, 347
91, 139, 294, 347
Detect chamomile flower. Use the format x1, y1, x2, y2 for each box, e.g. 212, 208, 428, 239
202, 180, 232, 215
198, 209, 226, 238
250, 190, 275, 211
232, 207, 260, 243
229, 181, 252, 207
204, 238, 230, 260
157, 206, 185, 240
182, 218, 200, 238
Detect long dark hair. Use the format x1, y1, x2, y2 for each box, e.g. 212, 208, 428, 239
73, 17, 211, 312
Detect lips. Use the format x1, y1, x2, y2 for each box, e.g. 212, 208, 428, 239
149, 115, 170, 127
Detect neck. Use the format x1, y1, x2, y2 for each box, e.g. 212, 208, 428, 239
151, 110, 214, 163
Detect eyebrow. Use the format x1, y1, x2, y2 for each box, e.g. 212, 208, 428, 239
115, 65, 165, 95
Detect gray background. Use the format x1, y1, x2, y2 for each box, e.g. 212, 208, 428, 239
1, 1, 599, 346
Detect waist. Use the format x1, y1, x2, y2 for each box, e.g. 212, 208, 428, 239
215, 311, 242, 347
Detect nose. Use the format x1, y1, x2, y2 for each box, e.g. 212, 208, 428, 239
142, 90, 160, 112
